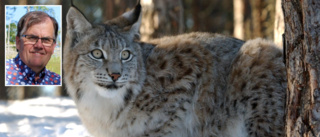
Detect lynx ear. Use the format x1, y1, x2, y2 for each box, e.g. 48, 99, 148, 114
108, 2, 142, 40
122, 2, 141, 34
66, 6, 92, 33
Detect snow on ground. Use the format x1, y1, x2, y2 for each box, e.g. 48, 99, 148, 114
0, 97, 90, 137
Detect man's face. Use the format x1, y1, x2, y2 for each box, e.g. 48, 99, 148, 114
16, 17, 56, 73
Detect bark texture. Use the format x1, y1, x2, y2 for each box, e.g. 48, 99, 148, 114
0, 0, 7, 100
283, 0, 320, 136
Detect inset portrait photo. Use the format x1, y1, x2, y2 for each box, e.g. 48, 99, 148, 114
5, 5, 62, 86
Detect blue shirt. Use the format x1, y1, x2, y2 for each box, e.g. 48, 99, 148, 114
5, 54, 61, 85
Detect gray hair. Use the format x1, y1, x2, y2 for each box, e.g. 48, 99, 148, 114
17, 11, 58, 38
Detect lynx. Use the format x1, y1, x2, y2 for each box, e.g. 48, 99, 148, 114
63, 2, 286, 137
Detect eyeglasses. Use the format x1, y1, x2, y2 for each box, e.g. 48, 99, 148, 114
21, 35, 56, 47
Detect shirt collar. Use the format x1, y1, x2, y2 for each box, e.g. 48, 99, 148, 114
14, 54, 48, 79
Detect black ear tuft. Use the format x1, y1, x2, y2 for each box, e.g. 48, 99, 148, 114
123, 2, 142, 40
132, 1, 141, 23
106, 1, 142, 40
120, 2, 141, 27
71, 0, 74, 7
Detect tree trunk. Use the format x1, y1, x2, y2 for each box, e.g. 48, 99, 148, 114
250, 0, 263, 38
140, 0, 184, 41
24, 87, 42, 99
7, 87, 25, 100
35, 0, 60, 5
60, 0, 70, 97
0, 0, 7, 100
103, 0, 136, 21
274, 0, 284, 48
233, 0, 275, 40
18, 0, 27, 5
233, 0, 245, 40
283, 0, 320, 136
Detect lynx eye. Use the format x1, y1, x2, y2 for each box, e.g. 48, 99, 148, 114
91, 49, 103, 59
121, 50, 131, 60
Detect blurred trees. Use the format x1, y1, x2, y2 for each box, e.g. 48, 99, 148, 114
233, 0, 276, 40
73, 0, 234, 41
103, 0, 136, 21
5, 23, 17, 44
274, 0, 284, 47
188, 0, 233, 34
140, 0, 184, 41
140, 0, 234, 40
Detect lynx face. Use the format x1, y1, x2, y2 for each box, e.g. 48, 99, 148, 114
81, 33, 142, 98
93, 42, 135, 84
64, 4, 144, 99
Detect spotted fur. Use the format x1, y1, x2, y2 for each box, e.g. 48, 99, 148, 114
63, 3, 286, 137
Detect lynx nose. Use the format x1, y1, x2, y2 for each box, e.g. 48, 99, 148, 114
109, 73, 121, 82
